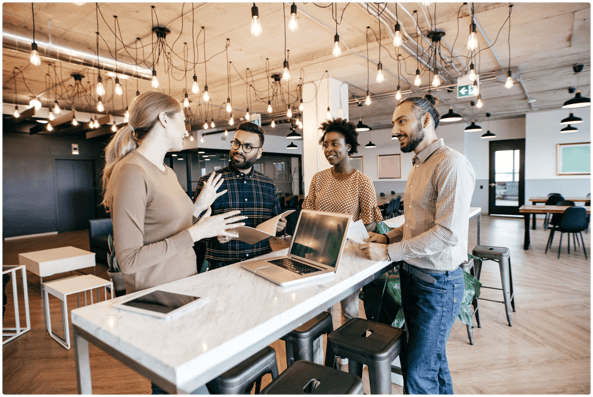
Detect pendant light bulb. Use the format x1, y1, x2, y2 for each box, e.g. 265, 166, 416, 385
203, 121, 209, 129
200, 134, 205, 143
203, 86, 210, 102
211, 119, 215, 128
432, 73, 441, 88
29, 98, 42, 110
111, 123, 117, 132
365, 91, 371, 106
229, 114, 234, 126
333, 34, 341, 57
299, 99, 304, 111
13, 106, 20, 118
46, 123, 53, 131
224, 129, 229, 136
97, 97, 104, 112
192, 75, 199, 94
72, 116, 78, 126
467, 23, 478, 51
226, 99, 232, 113
376, 63, 385, 84
53, 101, 61, 114
271, 119, 276, 128
469, 64, 476, 81
30, 42, 41, 66
190, 133, 194, 142
251, 4, 262, 37
282, 60, 291, 82
114, 78, 123, 96
505, 71, 513, 89
183, 93, 190, 108
267, 101, 273, 113
48, 111, 55, 121
289, 3, 298, 32
124, 107, 129, 123
151, 69, 159, 89
393, 23, 403, 47
96, 75, 105, 96
287, 107, 292, 118
326, 107, 332, 120
414, 69, 422, 87
473, 80, 480, 95
476, 95, 483, 109
245, 110, 251, 121
395, 86, 402, 101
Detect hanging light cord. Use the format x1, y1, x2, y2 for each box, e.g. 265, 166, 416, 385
203, 27, 208, 86
507, 4, 513, 71
225, 40, 230, 98
31, 3, 36, 43
283, 3, 287, 61
366, 27, 369, 91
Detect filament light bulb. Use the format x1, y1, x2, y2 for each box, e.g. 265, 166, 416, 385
29, 98, 42, 110
13, 106, 20, 118
224, 129, 228, 136
190, 133, 194, 142
72, 116, 78, 126
376, 63, 385, 84
251, 4, 262, 37
505, 71, 513, 89
333, 34, 341, 57
114, 78, 123, 95
245, 110, 251, 121
226, 99, 232, 113
393, 24, 403, 47
468, 64, 476, 81
30, 43, 41, 66
229, 114, 234, 125
432, 74, 441, 88
203, 86, 210, 102
203, 121, 209, 129
476, 95, 483, 108
267, 101, 273, 113
289, 3, 298, 32
200, 134, 205, 143
299, 99, 304, 111
467, 24, 478, 51
282, 60, 290, 82
96, 76, 105, 96
46, 123, 53, 131
97, 98, 104, 112
49, 111, 55, 121
151, 69, 159, 89
326, 107, 331, 120
473, 80, 480, 95
53, 101, 61, 114
414, 70, 422, 87
271, 119, 276, 128
124, 107, 129, 123
365, 91, 371, 106
211, 119, 215, 128
287, 107, 292, 118
192, 75, 199, 94
395, 86, 402, 101
111, 124, 117, 132
184, 94, 190, 108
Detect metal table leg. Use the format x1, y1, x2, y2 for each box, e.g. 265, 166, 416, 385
523, 214, 531, 250
74, 327, 93, 394
477, 212, 481, 246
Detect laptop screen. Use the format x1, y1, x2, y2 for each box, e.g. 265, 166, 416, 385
290, 211, 349, 268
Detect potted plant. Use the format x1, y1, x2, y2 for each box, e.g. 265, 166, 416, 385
106, 234, 126, 297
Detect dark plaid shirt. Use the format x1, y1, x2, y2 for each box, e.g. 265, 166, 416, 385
195, 164, 282, 262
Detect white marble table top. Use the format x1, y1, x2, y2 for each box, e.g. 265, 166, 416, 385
71, 242, 392, 393
383, 207, 481, 229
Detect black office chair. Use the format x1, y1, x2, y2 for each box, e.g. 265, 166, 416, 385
543, 195, 565, 229
379, 192, 385, 197
383, 198, 397, 219
391, 191, 396, 195
547, 193, 563, 197
278, 196, 286, 211
297, 198, 304, 208
546, 206, 588, 259
287, 195, 299, 209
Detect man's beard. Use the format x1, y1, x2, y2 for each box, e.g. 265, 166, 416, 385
400, 123, 425, 153
231, 153, 257, 169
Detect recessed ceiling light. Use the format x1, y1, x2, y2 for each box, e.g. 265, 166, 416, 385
36, 119, 48, 124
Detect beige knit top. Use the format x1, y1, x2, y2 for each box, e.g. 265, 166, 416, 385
109, 151, 196, 293
303, 168, 383, 224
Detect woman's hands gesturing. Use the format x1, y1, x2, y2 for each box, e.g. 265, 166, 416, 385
194, 173, 227, 217
189, 208, 246, 242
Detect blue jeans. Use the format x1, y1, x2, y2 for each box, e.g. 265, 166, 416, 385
400, 265, 464, 394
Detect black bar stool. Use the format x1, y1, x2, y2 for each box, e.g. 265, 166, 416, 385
325, 318, 405, 394
261, 360, 363, 394
207, 346, 278, 394
281, 311, 333, 366
472, 245, 516, 326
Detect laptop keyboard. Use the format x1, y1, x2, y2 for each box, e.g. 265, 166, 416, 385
269, 258, 321, 275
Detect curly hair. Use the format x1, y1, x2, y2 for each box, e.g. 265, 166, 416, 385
318, 118, 360, 155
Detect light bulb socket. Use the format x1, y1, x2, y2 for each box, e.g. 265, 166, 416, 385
185, 93, 189, 99
136, 90, 140, 96
31, 42, 38, 52
394, 23, 401, 33
470, 63, 475, 71
507, 70, 512, 78
469, 23, 477, 34
334, 34, 340, 43
283, 60, 289, 69
152, 69, 157, 77
97, 75, 102, 83
251, 3, 259, 19
193, 75, 197, 82
115, 77, 120, 85
397, 85, 401, 91
415, 69, 420, 76
204, 85, 209, 92
377, 62, 383, 71
291, 3, 297, 16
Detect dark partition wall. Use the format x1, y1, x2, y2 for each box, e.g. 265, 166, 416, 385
3, 133, 108, 238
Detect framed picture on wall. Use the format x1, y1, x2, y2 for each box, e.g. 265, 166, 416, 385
557, 142, 590, 175
350, 156, 364, 173
378, 154, 401, 179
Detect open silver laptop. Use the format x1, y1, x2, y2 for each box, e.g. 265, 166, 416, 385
241, 210, 351, 287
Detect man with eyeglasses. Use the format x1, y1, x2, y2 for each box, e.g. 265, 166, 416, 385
195, 121, 287, 270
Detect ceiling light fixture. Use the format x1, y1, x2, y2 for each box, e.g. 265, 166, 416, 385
184, 92, 190, 108
562, 65, 591, 108
229, 113, 234, 126
393, 3, 403, 47
505, 5, 514, 89
251, 3, 262, 37
560, 124, 579, 133
211, 119, 215, 128
287, 129, 302, 139
72, 112, 78, 126
97, 97, 104, 112
413, 10, 421, 87
111, 123, 117, 132
282, 5, 290, 81
13, 106, 20, 118
49, 111, 54, 121
29, 97, 42, 110
469, 63, 476, 81
271, 119, 276, 128
560, 113, 583, 125
30, 3, 41, 66
333, 5, 341, 57
124, 107, 129, 123
467, 3, 478, 51
481, 112, 495, 138
113, 17, 123, 95
191, 6, 199, 95
465, 120, 482, 132
287, 142, 298, 149
440, 107, 463, 122
476, 94, 483, 108
12, 68, 20, 118
355, 118, 371, 132
53, 100, 61, 114
46, 123, 53, 131
365, 26, 372, 101
289, 3, 298, 32
203, 27, 210, 101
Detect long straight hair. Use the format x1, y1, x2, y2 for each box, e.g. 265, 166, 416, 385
101, 91, 181, 211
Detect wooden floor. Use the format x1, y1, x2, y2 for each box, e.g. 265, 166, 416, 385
2, 215, 590, 394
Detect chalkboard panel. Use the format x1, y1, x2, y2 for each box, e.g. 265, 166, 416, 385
557, 142, 590, 175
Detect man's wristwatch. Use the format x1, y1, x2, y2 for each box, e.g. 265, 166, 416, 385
385, 245, 392, 262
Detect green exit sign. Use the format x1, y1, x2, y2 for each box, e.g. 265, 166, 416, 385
458, 84, 478, 98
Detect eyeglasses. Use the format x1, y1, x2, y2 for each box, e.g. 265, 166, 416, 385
230, 140, 261, 153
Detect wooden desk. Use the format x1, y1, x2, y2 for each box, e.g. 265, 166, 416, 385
519, 205, 591, 250
528, 197, 590, 230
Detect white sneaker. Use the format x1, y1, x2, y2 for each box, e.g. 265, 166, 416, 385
339, 357, 349, 365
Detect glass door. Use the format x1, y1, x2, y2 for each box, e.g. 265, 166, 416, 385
488, 139, 525, 216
